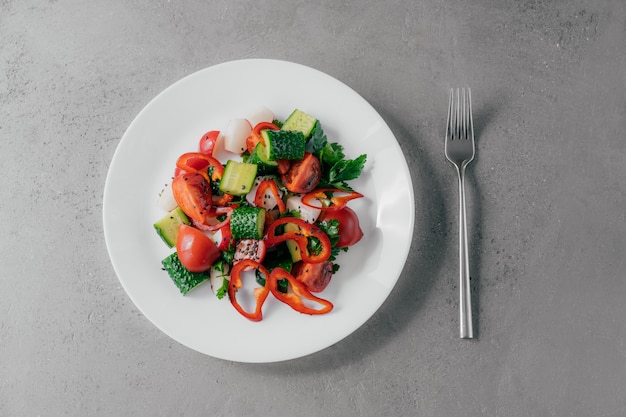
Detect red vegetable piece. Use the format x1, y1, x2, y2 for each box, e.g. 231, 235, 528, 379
301, 188, 364, 211
264, 217, 331, 264
268, 267, 333, 315
281, 153, 321, 193
175, 224, 221, 273
228, 260, 270, 321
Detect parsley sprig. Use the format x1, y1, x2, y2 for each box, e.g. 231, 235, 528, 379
306, 121, 366, 191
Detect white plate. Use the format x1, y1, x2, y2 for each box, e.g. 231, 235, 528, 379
103, 59, 414, 363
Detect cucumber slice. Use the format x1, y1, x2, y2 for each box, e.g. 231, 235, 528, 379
248, 143, 278, 172
153, 206, 190, 248
282, 109, 317, 138
219, 160, 258, 195
259, 129, 305, 161
161, 252, 208, 295
230, 206, 266, 240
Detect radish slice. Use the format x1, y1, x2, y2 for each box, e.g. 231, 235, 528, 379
211, 132, 237, 162
246, 106, 274, 127
223, 118, 252, 154
286, 194, 321, 223
157, 181, 178, 212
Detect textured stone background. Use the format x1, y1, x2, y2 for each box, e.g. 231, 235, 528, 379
2, 0, 625, 416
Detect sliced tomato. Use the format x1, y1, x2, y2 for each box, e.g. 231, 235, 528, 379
291, 261, 334, 292
276, 159, 291, 175
318, 206, 363, 248
171, 172, 212, 224
281, 152, 321, 193
176, 224, 221, 272
199, 130, 220, 156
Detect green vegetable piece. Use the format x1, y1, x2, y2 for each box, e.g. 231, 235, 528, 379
230, 206, 266, 240
248, 143, 278, 173
259, 129, 305, 161
282, 109, 318, 138
219, 160, 258, 195
153, 207, 190, 248
161, 252, 208, 295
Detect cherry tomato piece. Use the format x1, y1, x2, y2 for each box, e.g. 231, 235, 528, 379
171, 172, 212, 224
199, 130, 220, 156
276, 159, 291, 175
291, 261, 334, 292
318, 206, 363, 248
175, 224, 221, 272
281, 152, 321, 193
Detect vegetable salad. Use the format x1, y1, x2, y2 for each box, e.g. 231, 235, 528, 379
153, 107, 366, 321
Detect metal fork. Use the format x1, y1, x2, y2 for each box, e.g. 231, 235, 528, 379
445, 88, 475, 339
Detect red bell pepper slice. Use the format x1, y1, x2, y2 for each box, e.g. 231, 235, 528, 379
268, 267, 333, 315
192, 205, 235, 232
246, 122, 280, 153
254, 178, 286, 214
176, 152, 224, 182
301, 188, 364, 211
228, 259, 270, 322
264, 217, 331, 264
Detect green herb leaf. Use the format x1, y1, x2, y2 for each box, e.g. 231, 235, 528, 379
316, 218, 343, 262
305, 121, 327, 155
319, 142, 345, 166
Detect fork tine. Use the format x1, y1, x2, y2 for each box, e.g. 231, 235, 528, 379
460, 88, 465, 139
447, 88, 474, 142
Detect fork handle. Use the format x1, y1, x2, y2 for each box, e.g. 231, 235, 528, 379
458, 166, 473, 338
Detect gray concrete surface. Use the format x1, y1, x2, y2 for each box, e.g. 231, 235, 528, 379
2, 0, 626, 416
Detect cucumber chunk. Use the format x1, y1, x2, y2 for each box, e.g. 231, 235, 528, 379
282, 109, 317, 139
161, 252, 208, 295
230, 206, 266, 240
219, 160, 258, 195
259, 129, 305, 161
153, 206, 190, 248
248, 143, 278, 172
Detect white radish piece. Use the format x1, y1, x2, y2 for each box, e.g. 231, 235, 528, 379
286, 194, 322, 223
223, 118, 252, 154
246, 105, 274, 127
211, 131, 232, 162
246, 175, 283, 209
